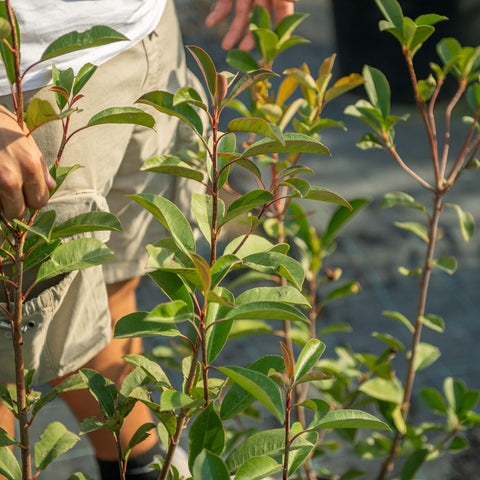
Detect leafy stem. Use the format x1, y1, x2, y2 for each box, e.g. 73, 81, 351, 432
376, 192, 443, 480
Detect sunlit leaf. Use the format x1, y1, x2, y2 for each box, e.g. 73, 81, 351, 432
87, 107, 155, 128
311, 409, 391, 431
187, 45, 217, 97
188, 404, 225, 471
41, 26, 127, 61
36, 238, 114, 282
218, 366, 284, 421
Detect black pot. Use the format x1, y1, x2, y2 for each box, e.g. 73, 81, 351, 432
332, 0, 478, 103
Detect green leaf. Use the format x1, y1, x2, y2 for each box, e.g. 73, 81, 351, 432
25, 238, 58, 272
322, 281, 361, 306
79, 369, 116, 417
123, 354, 171, 387
250, 5, 271, 30
220, 356, 284, 420
234, 456, 282, 480
0, 429, 16, 449
362, 65, 391, 119
415, 14, 448, 26
275, 12, 308, 40
148, 269, 194, 310
292, 186, 351, 210
236, 286, 310, 308
288, 430, 318, 477
225, 301, 309, 324
141, 155, 204, 182
299, 399, 330, 426
243, 133, 330, 157
409, 25, 435, 56
400, 449, 429, 480
381, 191, 426, 212
413, 343, 440, 371
394, 221, 429, 242
321, 199, 370, 246
372, 332, 405, 352
383, 310, 414, 333
192, 193, 224, 246
221, 190, 274, 226
223, 234, 273, 258
324, 73, 364, 104
188, 403, 225, 471
419, 388, 448, 415
36, 238, 114, 282
0, 18, 11, 40
14, 210, 56, 242
356, 132, 383, 150
432, 256, 457, 274
420, 314, 445, 332
137, 91, 203, 135
114, 311, 181, 339
374, 0, 404, 31
87, 107, 155, 128
186, 45, 217, 98
218, 366, 284, 421
41, 26, 127, 61
49, 164, 83, 196
123, 423, 156, 464
359, 378, 403, 404
51, 211, 122, 238
160, 389, 199, 411
25, 98, 60, 131
34, 422, 79, 471
311, 409, 390, 431
242, 251, 304, 289
73, 63, 97, 97
67, 474, 95, 480
251, 28, 278, 65
128, 193, 195, 255
192, 450, 230, 480
174, 86, 207, 110
52, 66, 74, 110
0, 447, 21, 480
0, 3, 18, 85
223, 70, 278, 106
226, 429, 311, 473
226, 49, 260, 72
294, 339, 326, 382
228, 117, 284, 144
445, 203, 475, 242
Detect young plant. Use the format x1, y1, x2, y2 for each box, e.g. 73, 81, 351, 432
0, 2, 155, 479
340, 0, 480, 478
109, 20, 391, 475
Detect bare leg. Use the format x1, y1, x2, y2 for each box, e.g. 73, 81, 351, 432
50, 276, 158, 461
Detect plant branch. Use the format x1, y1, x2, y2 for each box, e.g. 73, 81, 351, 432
445, 106, 480, 186
11, 231, 31, 480
403, 49, 440, 186
376, 192, 443, 480
385, 144, 434, 191
440, 80, 467, 180
5, 0, 23, 126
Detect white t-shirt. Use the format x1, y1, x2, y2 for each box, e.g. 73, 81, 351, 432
0, 0, 167, 95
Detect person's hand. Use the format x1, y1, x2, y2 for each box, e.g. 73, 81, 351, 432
205, 0, 298, 51
0, 106, 56, 220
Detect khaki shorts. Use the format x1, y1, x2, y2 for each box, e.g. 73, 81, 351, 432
0, 0, 204, 384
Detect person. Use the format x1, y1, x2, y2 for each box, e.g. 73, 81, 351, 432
0, 1, 297, 479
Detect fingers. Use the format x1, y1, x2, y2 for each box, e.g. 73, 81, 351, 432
0, 108, 55, 220
205, 0, 297, 51
273, 0, 296, 24
220, 0, 255, 50
205, 0, 235, 27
